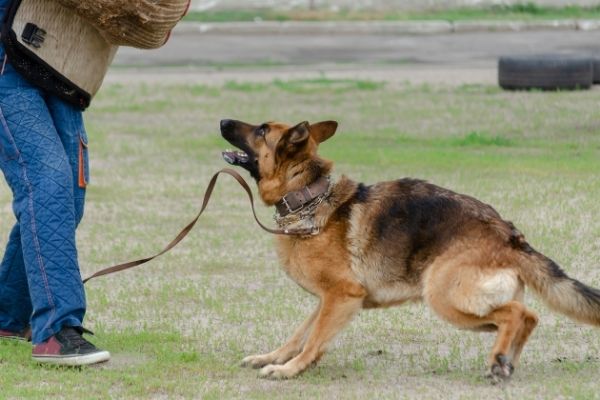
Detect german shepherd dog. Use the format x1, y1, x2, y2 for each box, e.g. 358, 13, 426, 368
220, 118, 600, 381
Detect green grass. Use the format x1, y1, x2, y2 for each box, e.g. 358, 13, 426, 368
1, 77, 600, 398
224, 78, 385, 93
185, 3, 600, 22
452, 131, 514, 147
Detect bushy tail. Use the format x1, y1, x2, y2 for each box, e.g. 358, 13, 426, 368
518, 251, 600, 326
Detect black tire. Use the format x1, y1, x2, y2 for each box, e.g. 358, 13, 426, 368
498, 55, 593, 91
593, 57, 600, 84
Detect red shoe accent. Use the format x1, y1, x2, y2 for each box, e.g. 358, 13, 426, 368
0, 327, 31, 341
32, 336, 62, 355
31, 327, 110, 366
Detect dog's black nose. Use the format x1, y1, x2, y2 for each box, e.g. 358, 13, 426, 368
220, 119, 235, 134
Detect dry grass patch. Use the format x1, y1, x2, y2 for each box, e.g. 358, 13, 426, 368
1, 78, 599, 399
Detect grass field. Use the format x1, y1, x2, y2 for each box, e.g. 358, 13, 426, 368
1, 77, 600, 399
184, 4, 600, 22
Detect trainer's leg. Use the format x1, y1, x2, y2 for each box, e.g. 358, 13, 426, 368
0, 63, 85, 345
46, 95, 89, 226
0, 50, 32, 333
0, 224, 33, 333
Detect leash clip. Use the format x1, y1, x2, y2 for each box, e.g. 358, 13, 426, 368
22, 23, 46, 49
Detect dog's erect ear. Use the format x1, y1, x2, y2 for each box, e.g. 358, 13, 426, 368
275, 121, 311, 159
287, 121, 311, 144
309, 121, 338, 143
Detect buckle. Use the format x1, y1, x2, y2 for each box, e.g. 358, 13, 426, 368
304, 186, 314, 198
22, 23, 46, 49
282, 196, 303, 214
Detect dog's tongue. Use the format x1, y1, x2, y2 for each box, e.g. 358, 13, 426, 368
222, 150, 248, 165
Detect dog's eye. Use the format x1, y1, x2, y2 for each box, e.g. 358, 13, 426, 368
256, 124, 268, 138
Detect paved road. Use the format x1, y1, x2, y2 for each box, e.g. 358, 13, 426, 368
114, 29, 600, 68
107, 29, 600, 86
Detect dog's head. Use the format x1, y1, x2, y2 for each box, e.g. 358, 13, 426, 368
220, 119, 337, 205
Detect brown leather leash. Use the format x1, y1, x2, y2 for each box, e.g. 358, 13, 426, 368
82, 168, 314, 284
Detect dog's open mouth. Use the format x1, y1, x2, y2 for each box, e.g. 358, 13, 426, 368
222, 149, 249, 165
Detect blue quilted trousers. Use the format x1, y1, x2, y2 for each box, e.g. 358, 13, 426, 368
0, 24, 88, 343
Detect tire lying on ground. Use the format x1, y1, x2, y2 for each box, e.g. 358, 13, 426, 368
498, 55, 593, 91
593, 57, 600, 84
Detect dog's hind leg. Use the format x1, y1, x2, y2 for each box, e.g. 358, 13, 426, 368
241, 303, 321, 369
429, 292, 536, 382
482, 301, 536, 382
424, 255, 537, 382
259, 289, 365, 379
506, 307, 538, 367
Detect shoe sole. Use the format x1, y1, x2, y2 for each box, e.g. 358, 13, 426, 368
33, 350, 111, 366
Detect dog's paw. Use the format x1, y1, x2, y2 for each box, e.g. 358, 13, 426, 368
241, 354, 274, 369
486, 354, 514, 384
259, 364, 298, 380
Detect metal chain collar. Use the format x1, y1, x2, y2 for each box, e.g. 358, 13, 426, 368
273, 184, 332, 236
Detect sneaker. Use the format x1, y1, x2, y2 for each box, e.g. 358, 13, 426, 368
32, 327, 110, 366
0, 326, 31, 341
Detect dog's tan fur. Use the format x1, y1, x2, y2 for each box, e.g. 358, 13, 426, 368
220, 119, 600, 380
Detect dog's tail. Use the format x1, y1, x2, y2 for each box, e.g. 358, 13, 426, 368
517, 249, 600, 326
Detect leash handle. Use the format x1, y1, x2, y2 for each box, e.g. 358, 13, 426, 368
82, 168, 312, 284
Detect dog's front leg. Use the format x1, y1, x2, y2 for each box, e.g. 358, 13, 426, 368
241, 303, 321, 369
259, 292, 364, 379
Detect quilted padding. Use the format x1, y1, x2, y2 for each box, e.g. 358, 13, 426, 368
0, 38, 89, 344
